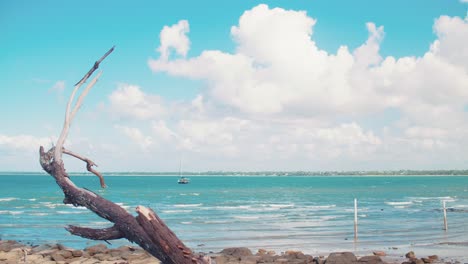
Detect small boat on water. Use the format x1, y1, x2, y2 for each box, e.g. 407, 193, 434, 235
177, 157, 189, 184
178, 176, 190, 184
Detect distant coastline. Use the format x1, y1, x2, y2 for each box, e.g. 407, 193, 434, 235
1, 170, 468, 176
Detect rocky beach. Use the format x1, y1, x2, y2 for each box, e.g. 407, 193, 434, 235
1, 240, 459, 264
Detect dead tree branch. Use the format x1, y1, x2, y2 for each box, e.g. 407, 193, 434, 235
39, 47, 209, 264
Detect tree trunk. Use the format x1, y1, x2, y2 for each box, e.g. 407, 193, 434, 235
39, 47, 210, 264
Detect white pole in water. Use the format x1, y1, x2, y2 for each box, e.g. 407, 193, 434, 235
443, 200, 448, 231
354, 198, 358, 240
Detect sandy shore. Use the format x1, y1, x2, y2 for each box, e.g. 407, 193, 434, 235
0, 240, 461, 264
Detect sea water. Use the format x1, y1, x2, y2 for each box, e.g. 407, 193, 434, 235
0, 173, 467, 260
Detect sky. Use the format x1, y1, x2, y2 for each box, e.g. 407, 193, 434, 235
1, 0, 468, 172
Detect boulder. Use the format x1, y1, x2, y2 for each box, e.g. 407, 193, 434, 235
325, 252, 358, 264
372, 251, 386, 257
358, 255, 385, 264
220, 247, 253, 258
84, 244, 109, 256
405, 251, 415, 259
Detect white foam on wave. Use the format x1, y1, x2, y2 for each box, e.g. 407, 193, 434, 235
162, 210, 193, 214
269, 203, 295, 208
234, 215, 260, 220
40, 202, 62, 209
1, 210, 24, 215
204, 220, 231, 224
65, 204, 87, 210
174, 203, 203, 208
28, 198, 37, 201
305, 205, 336, 210
385, 201, 413, 206
56, 210, 85, 214
180, 193, 200, 196
181, 221, 192, 225
0, 197, 18, 202
216, 205, 251, 210
30, 212, 48, 216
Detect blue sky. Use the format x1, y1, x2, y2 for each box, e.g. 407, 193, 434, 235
1, 1, 468, 172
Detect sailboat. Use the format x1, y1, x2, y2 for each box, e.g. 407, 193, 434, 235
177, 157, 190, 184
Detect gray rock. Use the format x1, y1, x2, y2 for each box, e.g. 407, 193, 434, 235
221, 247, 253, 258
325, 252, 358, 264
358, 255, 385, 264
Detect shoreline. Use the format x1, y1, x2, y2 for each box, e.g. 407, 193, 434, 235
0, 240, 463, 264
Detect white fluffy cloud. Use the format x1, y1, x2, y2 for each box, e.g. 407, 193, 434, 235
157, 20, 190, 60
0, 134, 52, 152
109, 84, 166, 120
115, 125, 153, 150
113, 4, 468, 170
149, 5, 468, 120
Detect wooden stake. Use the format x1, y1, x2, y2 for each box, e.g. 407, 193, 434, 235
443, 200, 448, 231
354, 198, 358, 240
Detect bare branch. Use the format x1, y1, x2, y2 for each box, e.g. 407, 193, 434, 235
69, 71, 102, 122
62, 148, 106, 188
74, 46, 115, 86
66, 225, 123, 240
54, 47, 114, 164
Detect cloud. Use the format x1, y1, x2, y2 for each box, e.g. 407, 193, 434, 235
115, 125, 153, 150
109, 84, 166, 120
48, 80, 66, 93
0, 134, 52, 153
143, 4, 468, 170
157, 20, 190, 60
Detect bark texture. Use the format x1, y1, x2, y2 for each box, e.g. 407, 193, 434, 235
39, 47, 209, 264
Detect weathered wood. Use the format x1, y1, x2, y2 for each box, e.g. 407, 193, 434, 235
39, 47, 209, 264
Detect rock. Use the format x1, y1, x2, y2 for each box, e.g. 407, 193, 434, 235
257, 248, 267, 255
422, 257, 434, 263
358, 256, 385, 264
428, 255, 438, 260
325, 252, 358, 264
26, 254, 45, 263
213, 255, 229, 264
0, 250, 23, 264
314, 256, 325, 264
71, 249, 83, 257
372, 251, 386, 257
405, 251, 416, 259
84, 244, 109, 256
50, 252, 65, 261
0, 240, 24, 252
221, 247, 253, 258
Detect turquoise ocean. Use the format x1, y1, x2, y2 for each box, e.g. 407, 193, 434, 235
1, 173, 467, 260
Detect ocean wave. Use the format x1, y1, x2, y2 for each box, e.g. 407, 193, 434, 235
233, 215, 260, 220
385, 201, 413, 206
0, 210, 24, 215
203, 220, 231, 224
181, 221, 192, 225
56, 210, 86, 214
162, 210, 193, 214
305, 205, 337, 210
269, 203, 295, 208
30, 212, 49, 216
174, 203, 203, 208
180, 193, 200, 196
0, 197, 19, 202
215, 205, 251, 210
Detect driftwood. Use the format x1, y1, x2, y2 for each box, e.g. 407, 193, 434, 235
39, 47, 209, 264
